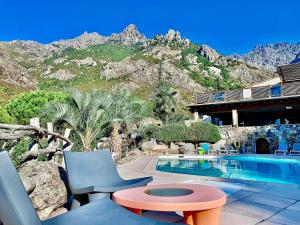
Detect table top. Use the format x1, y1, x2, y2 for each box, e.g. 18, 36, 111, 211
112, 183, 226, 212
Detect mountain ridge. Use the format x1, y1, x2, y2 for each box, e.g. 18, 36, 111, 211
0, 24, 281, 106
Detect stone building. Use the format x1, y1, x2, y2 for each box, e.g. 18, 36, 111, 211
187, 62, 300, 154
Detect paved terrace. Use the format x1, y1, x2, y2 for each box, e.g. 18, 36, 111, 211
118, 156, 300, 225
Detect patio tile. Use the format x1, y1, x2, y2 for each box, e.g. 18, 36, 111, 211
243, 193, 296, 208
257, 221, 285, 225
224, 200, 282, 220
221, 210, 262, 225
226, 190, 255, 204
287, 201, 300, 212
260, 186, 300, 200
268, 209, 300, 225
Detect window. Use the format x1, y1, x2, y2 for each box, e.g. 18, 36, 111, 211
270, 84, 282, 97
213, 92, 225, 102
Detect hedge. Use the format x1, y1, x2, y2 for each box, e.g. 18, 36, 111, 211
141, 122, 221, 144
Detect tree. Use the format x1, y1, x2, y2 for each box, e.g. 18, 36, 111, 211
44, 89, 145, 158
152, 63, 177, 123
6, 91, 68, 124
105, 89, 146, 160
44, 89, 109, 151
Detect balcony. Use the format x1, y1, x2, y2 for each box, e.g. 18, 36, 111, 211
195, 81, 300, 105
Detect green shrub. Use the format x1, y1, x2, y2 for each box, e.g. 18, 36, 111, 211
6, 91, 68, 124
190, 122, 221, 143
140, 124, 161, 140
141, 122, 220, 144
10, 138, 31, 169
0, 107, 15, 124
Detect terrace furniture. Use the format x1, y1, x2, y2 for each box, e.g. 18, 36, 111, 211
290, 143, 300, 156
274, 143, 288, 155
113, 183, 226, 225
224, 144, 239, 155
0, 151, 179, 225
64, 150, 153, 208
208, 144, 220, 155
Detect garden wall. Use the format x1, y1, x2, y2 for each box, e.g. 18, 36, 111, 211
219, 124, 300, 154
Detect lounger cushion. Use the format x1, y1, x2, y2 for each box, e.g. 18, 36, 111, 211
64, 150, 153, 194
42, 198, 183, 225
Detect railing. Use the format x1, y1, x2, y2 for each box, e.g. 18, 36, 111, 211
195, 81, 300, 104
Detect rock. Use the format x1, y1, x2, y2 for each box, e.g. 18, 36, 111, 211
49, 207, 68, 219
209, 66, 221, 76
101, 58, 203, 92
19, 161, 68, 220
72, 57, 97, 67
170, 142, 179, 151
126, 148, 142, 158
168, 142, 180, 154
110, 24, 147, 45
231, 43, 300, 71
141, 140, 156, 151
50, 31, 108, 50
179, 143, 196, 155
148, 144, 170, 155
198, 45, 220, 61
46, 69, 75, 80
175, 142, 186, 146
148, 29, 190, 48
139, 117, 163, 127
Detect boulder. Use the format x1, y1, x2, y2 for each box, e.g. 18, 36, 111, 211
198, 45, 220, 61
148, 144, 170, 155
19, 161, 68, 220
141, 140, 156, 151
179, 143, 196, 155
126, 148, 142, 158
168, 142, 180, 154
139, 117, 163, 127
175, 142, 186, 146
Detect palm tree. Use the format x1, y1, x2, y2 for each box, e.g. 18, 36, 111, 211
153, 83, 177, 124
44, 89, 110, 151
45, 89, 146, 158
105, 89, 146, 160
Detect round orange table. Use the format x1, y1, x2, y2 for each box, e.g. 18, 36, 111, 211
113, 183, 226, 225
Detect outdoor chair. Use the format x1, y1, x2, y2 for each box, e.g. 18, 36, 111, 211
290, 143, 300, 156
274, 143, 288, 155
0, 151, 180, 225
224, 144, 239, 155
64, 149, 153, 207
208, 143, 221, 155
200, 143, 210, 154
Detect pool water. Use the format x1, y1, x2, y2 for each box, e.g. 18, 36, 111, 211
156, 156, 300, 184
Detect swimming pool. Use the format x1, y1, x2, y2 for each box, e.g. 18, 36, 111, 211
156, 156, 300, 184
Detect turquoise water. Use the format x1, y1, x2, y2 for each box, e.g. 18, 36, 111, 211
156, 156, 300, 184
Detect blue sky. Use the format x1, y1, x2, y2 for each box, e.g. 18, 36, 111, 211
0, 0, 299, 54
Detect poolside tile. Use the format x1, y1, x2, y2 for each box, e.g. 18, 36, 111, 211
260, 186, 300, 200
221, 210, 262, 225
226, 190, 255, 204
287, 201, 300, 212
243, 193, 296, 208
257, 221, 285, 225
224, 200, 282, 219
268, 209, 300, 225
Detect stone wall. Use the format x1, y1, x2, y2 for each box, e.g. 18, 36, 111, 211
219, 124, 300, 153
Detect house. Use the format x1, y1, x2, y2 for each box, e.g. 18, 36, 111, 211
187, 62, 300, 127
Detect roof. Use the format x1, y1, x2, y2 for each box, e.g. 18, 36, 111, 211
278, 62, 300, 83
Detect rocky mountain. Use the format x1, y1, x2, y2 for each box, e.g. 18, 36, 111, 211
231, 42, 300, 71
0, 24, 276, 105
